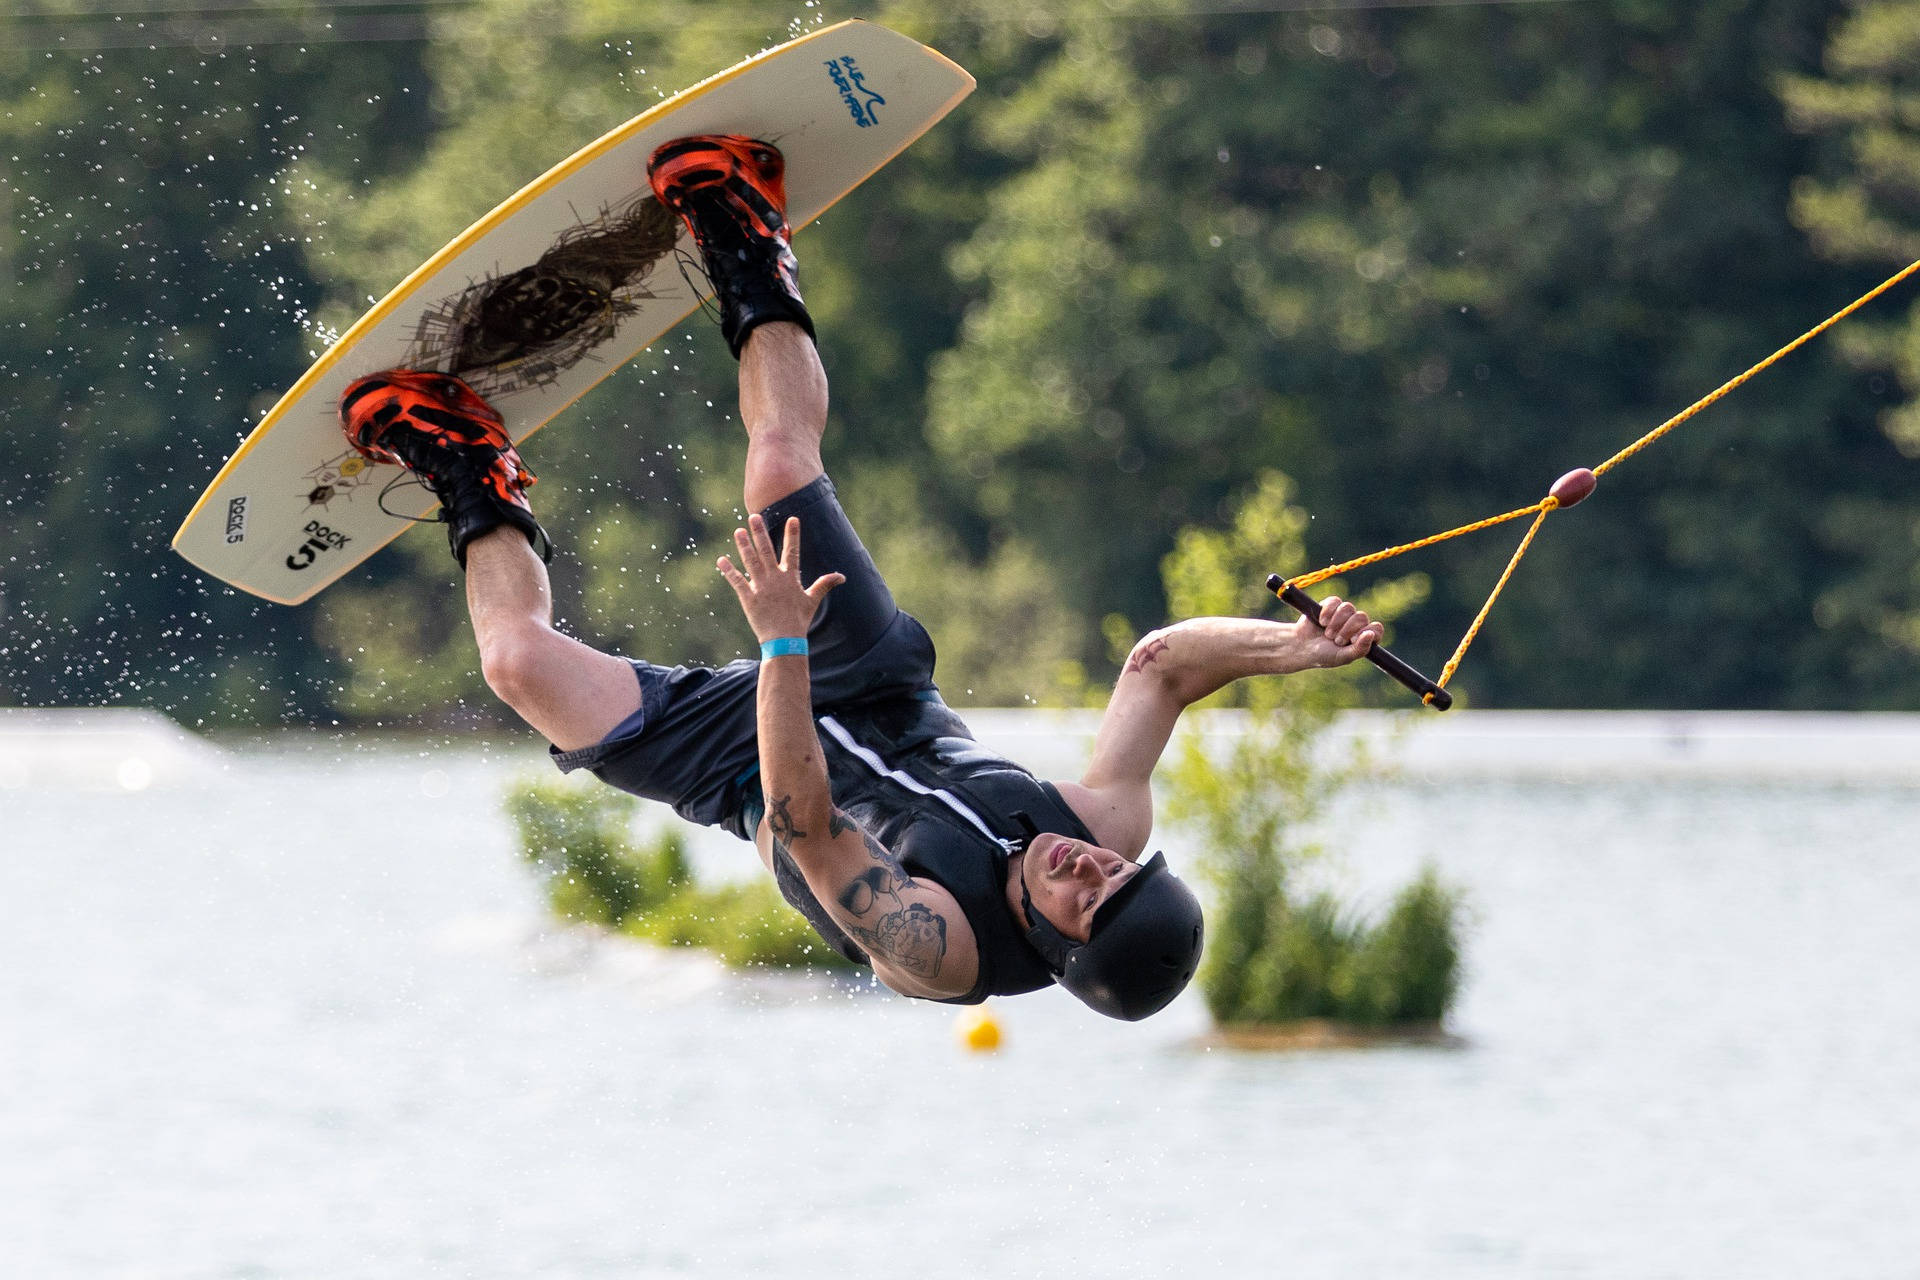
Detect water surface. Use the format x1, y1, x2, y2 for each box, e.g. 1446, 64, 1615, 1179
4, 733, 1918, 1278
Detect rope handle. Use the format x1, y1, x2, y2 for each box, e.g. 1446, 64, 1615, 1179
1269, 576, 1454, 710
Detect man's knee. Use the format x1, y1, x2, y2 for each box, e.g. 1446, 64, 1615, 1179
478, 629, 550, 713
471, 619, 643, 750
745, 427, 825, 512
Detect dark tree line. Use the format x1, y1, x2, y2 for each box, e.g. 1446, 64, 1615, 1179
3, 0, 1916, 722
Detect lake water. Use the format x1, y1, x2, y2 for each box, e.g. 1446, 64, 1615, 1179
4, 719, 1920, 1279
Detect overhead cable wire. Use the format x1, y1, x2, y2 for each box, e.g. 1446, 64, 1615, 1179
6, 0, 1599, 53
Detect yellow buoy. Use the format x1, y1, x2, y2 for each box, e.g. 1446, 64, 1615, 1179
955, 1005, 1002, 1052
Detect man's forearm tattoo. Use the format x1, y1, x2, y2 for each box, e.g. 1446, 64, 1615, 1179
1125, 635, 1170, 675
767, 794, 804, 853
827, 808, 946, 979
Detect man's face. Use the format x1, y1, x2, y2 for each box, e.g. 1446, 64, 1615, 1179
1021, 832, 1141, 944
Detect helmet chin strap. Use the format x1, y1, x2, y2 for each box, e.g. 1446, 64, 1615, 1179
1019, 874, 1078, 973
1011, 810, 1080, 973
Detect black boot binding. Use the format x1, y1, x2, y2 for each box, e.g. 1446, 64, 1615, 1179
647, 135, 816, 358
339, 370, 553, 567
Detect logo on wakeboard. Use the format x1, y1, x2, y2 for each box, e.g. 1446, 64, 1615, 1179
286, 519, 352, 572
826, 56, 884, 128
224, 496, 250, 545
302, 451, 375, 510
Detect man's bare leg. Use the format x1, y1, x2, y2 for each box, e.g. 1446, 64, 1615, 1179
337, 372, 640, 753
465, 526, 642, 752
462, 320, 820, 751
738, 320, 828, 513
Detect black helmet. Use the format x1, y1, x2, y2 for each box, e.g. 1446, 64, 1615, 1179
1021, 851, 1205, 1021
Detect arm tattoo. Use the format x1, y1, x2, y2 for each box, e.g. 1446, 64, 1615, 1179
767, 794, 804, 853
836, 866, 888, 916
826, 809, 946, 979
825, 808, 916, 890
1125, 635, 1171, 675
858, 827, 916, 890
845, 905, 948, 981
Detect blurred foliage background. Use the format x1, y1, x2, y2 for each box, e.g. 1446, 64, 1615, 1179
5, 0, 1920, 724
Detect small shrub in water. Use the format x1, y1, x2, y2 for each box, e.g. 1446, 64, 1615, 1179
1214, 869, 1463, 1029
1345, 868, 1462, 1025
505, 776, 847, 970
1197, 840, 1285, 1025
704, 880, 858, 971
505, 778, 665, 925
1162, 471, 1463, 1031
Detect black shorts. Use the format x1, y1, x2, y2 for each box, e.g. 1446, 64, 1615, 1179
550, 474, 938, 838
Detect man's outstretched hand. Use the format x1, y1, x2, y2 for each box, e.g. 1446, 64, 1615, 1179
717, 513, 844, 644
1297, 594, 1384, 669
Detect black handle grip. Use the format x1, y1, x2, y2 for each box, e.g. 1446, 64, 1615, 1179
1267, 575, 1453, 711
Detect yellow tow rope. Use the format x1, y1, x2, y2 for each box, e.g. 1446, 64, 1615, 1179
1278, 258, 1920, 707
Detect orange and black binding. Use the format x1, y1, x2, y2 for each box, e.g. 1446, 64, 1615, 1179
339, 370, 552, 566
648, 135, 815, 358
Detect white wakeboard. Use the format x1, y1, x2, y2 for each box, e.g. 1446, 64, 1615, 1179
172, 20, 973, 603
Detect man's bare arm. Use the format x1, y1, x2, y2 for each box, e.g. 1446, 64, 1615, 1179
721, 514, 977, 997
754, 669, 976, 994
765, 803, 958, 984
1057, 604, 1382, 855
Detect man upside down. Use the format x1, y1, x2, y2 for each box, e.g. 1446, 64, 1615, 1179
337, 134, 1383, 1021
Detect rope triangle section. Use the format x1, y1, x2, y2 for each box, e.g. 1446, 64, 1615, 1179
1270, 258, 1920, 710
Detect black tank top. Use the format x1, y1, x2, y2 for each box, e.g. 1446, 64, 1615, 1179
762, 696, 1093, 1005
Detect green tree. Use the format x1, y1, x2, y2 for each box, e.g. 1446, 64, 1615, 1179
265, 1, 1079, 714
1157, 469, 1460, 1029
0, 26, 430, 722
1780, 0, 1920, 677
927, 0, 1915, 707
8, 0, 1917, 724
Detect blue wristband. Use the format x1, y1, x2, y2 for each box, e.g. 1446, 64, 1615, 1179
760, 636, 809, 660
